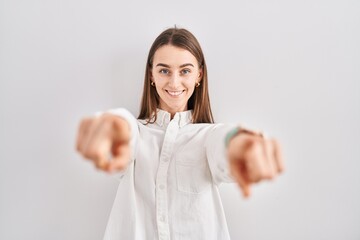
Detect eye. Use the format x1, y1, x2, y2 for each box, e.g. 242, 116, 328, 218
181, 69, 191, 75
159, 69, 170, 74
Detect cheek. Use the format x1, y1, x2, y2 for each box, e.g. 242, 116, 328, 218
154, 84, 163, 94
185, 82, 196, 94
184, 76, 197, 87
153, 72, 169, 82
152, 71, 163, 81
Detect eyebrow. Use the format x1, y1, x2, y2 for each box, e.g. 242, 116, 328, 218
155, 63, 195, 68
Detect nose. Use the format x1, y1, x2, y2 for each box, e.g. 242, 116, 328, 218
168, 74, 181, 89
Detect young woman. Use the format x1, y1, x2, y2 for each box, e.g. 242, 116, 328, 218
76, 27, 284, 240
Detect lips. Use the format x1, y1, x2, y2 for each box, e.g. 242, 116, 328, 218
166, 90, 185, 96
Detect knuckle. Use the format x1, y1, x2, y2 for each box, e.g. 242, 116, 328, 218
101, 113, 116, 123
81, 117, 93, 127
94, 161, 102, 169
245, 137, 257, 147
95, 159, 107, 169
90, 150, 102, 160
247, 170, 260, 183
243, 140, 262, 158
251, 175, 261, 183
84, 147, 102, 160
278, 164, 285, 173
266, 171, 276, 180
272, 139, 281, 150
258, 169, 269, 180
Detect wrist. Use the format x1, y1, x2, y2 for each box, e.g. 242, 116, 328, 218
225, 127, 241, 148
225, 125, 265, 147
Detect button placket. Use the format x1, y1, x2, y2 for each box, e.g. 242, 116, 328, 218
155, 118, 179, 239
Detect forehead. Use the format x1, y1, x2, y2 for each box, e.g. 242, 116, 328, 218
153, 45, 198, 67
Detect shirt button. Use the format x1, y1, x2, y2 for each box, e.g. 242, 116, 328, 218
159, 184, 165, 190
163, 158, 169, 162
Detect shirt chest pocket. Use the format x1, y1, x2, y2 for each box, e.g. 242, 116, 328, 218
175, 154, 212, 194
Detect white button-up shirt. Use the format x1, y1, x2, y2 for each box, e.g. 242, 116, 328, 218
103, 108, 236, 240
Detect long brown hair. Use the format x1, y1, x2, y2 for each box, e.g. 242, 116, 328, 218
138, 27, 214, 123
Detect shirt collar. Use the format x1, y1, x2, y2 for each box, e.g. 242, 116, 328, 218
153, 108, 193, 128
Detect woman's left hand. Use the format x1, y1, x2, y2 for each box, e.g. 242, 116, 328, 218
227, 130, 285, 198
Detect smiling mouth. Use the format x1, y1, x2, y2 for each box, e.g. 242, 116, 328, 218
166, 90, 185, 96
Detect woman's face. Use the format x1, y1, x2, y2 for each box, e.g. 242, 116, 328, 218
151, 44, 202, 115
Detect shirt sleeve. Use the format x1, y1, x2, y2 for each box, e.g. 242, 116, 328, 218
205, 123, 237, 185
96, 108, 139, 180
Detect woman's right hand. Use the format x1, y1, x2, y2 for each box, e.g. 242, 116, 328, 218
75, 113, 131, 172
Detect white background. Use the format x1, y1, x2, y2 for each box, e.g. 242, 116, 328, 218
1, 0, 359, 239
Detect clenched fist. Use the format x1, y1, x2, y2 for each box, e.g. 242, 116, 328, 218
75, 114, 131, 172
227, 129, 284, 197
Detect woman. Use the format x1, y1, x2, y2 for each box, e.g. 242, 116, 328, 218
76, 27, 284, 240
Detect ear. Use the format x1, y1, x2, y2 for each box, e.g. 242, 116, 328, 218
197, 68, 203, 82
149, 68, 154, 81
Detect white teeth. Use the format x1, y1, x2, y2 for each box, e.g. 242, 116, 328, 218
167, 90, 183, 96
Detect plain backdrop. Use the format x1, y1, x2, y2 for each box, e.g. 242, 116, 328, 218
0, 0, 359, 239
